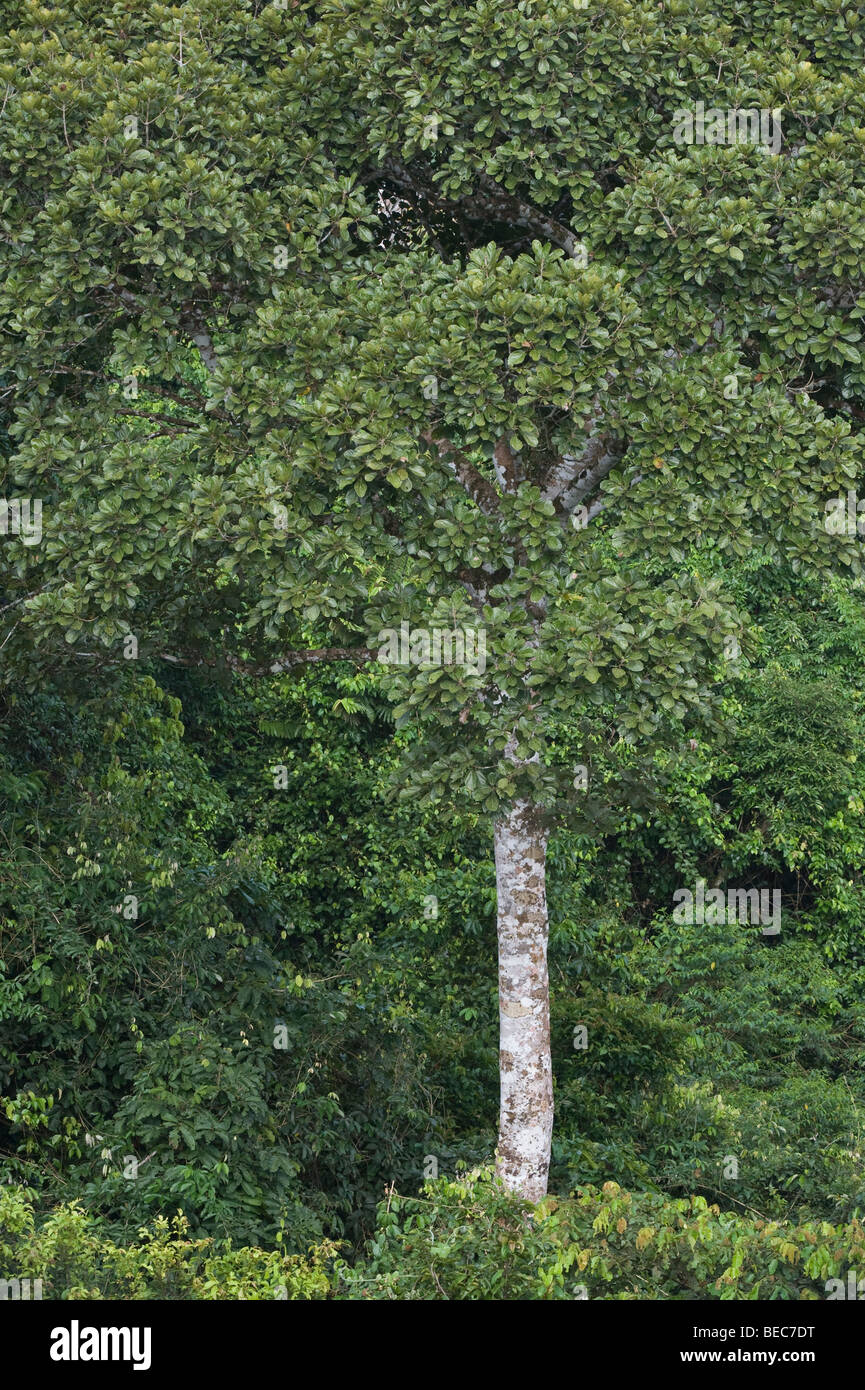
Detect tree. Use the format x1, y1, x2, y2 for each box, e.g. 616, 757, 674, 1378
1, 0, 862, 1201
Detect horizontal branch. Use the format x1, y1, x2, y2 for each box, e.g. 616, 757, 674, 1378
159, 647, 376, 676
824, 395, 865, 422
265, 646, 376, 675
368, 157, 580, 257
114, 407, 201, 430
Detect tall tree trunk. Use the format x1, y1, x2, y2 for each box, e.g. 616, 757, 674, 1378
493, 798, 553, 1203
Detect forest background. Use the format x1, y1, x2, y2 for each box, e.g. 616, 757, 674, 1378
1, 0, 865, 1299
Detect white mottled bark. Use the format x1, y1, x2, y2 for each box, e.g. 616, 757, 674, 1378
494, 799, 552, 1203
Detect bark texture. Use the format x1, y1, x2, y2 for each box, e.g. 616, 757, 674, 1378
494, 799, 553, 1203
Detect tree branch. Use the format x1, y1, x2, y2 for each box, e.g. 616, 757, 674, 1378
101, 283, 233, 399
542, 433, 625, 506
422, 430, 502, 515
177, 309, 226, 382
367, 157, 580, 257
159, 647, 376, 676
492, 435, 519, 492
541, 435, 626, 527
470, 172, 579, 258
114, 407, 201, 430
264, 646, 376, 675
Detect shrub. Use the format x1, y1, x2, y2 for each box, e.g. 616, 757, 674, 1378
0, 1186, 339, 1300
339, 1170, 865, 1301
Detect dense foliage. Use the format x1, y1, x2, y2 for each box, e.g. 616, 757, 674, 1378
3, 563, 865, 1288
4, 1173, 865, 1300
2, 0, 865, 1295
